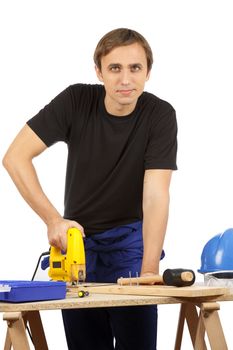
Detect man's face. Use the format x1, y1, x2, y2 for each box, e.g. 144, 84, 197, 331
95, 43, 150, 116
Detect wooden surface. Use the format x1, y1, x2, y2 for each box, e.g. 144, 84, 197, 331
0, 293, 178, 312
0, 284, 232, 313
1, 284, 232, 350
68, 283, 230, 298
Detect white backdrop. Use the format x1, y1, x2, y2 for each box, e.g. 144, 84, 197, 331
1, 0, 233, 348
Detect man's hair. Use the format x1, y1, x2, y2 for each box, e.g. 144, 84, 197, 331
94, 28, 153, 72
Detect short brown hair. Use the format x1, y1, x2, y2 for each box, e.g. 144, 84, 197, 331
94, 28, 153, 72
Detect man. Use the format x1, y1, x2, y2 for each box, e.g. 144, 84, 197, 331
3, 28, 177, 350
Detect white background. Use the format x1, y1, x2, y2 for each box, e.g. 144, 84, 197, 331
1, 0, 233, 348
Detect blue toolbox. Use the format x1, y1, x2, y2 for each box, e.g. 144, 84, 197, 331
0, 280, 66, 303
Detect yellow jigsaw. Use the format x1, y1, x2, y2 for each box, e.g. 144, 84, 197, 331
48, 227, 86, 283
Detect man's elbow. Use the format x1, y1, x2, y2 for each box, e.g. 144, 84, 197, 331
2, 147, 25, 176
2, 151, 16, 174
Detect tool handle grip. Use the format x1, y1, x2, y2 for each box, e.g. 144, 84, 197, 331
117, 275, 163, 285
180, 271, 194, 282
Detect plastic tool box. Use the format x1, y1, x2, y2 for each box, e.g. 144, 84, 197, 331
0, 280, 66, 303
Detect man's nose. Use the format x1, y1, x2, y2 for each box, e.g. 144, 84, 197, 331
120, 70, 131, 85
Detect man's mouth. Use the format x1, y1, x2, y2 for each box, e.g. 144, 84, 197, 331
116, 89, 135, 96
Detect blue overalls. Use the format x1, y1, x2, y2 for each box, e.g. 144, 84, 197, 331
62, 221, 164, 350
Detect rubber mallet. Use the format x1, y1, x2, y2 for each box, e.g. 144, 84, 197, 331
117, 268, 195, 287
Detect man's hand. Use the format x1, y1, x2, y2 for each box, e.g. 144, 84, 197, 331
140, 271, 159, 285
47, 218, 85, 251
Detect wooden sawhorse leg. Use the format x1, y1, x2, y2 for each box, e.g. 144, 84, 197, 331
174, 302, 228, 350
3, 311, 48, 350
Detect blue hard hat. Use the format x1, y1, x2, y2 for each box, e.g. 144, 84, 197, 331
198, 228, 233, 273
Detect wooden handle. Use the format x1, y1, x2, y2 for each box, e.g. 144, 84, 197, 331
181, 271, 194, 282
117, 275, 163, 285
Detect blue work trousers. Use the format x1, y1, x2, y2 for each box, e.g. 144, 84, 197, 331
62, 221, 162, 350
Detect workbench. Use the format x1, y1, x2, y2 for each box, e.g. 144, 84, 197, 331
1, 284, 233, 350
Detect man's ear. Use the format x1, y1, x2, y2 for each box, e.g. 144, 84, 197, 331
95, 65, 104, 82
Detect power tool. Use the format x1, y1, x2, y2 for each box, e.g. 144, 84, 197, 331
48, 227, 86, 283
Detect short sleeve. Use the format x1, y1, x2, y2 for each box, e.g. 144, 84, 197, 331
144, 107, 178, 170
27, 86, 73, 146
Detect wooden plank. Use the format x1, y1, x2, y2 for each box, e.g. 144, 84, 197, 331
186, 304, 207, 350
4, 329, 11, 350
26, 311, 49, 350
0, 293, 178, 312
194, 315, 207, 350
174, 304, 186, 350
68, 284, 229, 298
200, 303, 228, 350
3, 312, 31, 350
174, 304, 208, 350
0, 285, 232, 313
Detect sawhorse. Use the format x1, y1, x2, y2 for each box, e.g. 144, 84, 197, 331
175, 302, 228, 349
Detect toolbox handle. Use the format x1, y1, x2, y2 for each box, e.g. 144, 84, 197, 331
0, 284, 11, 292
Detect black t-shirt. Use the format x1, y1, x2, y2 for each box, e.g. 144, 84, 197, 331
27, 84, 177, 235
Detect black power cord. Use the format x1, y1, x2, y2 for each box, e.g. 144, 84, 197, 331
31, 250, 50, 281
27, 249, 50, 347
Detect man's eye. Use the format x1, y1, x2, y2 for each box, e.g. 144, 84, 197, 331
110, 66, 121, 72
131, 65, 141, 72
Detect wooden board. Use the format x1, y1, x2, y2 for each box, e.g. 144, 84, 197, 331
0, 293, 179, 312
67, 283, 230, 298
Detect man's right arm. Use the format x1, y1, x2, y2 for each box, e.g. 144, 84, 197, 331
2, 124, 84, 250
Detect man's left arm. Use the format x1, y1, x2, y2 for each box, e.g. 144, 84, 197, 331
141, 169, 173, 276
